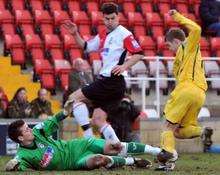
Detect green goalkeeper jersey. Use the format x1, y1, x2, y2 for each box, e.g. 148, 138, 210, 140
14, 111, 98, 171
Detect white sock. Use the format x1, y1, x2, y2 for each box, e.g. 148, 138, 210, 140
118, 142, 128, 156
73, 102, 93, 138
100, 124, 120, 142
144, 144, 161, 156
125, 157, 135, 165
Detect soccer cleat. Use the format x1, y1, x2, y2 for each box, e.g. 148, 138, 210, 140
155, 162, 176, 171
201, 127, 213, 152
155, 149, 178, 171
133, 157, 152, 169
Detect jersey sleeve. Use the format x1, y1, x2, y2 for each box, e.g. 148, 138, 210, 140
86, 35, 100, 52
123, 35, 143, 54
173, 12, 201, 52
34, 111, 66, 137
15, 155, 32, 171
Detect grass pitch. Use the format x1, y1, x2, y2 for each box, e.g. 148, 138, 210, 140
0, 153, 220, 175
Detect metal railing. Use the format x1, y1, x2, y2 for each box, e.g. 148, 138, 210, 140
125, 56, 220, 118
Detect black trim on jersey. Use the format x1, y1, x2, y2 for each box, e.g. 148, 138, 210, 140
177, 44, 185, 76
84, 41, 88, 50
192, 45, 199, 81
132, 51, 144, 55
118, 50, 127, 65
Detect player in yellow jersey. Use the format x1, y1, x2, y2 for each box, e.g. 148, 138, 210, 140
156, 9, 209, 171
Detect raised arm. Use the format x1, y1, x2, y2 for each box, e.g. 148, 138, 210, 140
62, 20, 86, 49
170, 10, 201, 52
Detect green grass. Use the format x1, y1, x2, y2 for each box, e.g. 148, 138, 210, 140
1, 153, 220, 175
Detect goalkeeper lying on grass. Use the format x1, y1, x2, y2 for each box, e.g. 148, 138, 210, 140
5, 100, 161, 171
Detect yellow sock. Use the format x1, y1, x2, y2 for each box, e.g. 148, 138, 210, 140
177, 125, 202, 139
160, 131, 175, 153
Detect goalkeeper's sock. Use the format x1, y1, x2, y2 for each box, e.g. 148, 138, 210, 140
73, 102, 93, 138
119, 142, 161, 156
100, 123, 120, 142
105, 156, 134, 168
177, 125, 202, 139
160, 130, 175, 153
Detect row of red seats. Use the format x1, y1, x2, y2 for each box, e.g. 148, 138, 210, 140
0, 8, 202, 39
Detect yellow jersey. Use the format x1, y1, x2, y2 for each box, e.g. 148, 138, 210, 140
172, 12, 207, 91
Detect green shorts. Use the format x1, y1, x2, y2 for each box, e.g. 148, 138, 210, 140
72, 138, 106, 169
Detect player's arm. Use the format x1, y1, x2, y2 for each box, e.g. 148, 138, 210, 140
62, 20, 100, 52
170, 10, 201, 52
34, 102, 72, 137
112, 35, 144, 75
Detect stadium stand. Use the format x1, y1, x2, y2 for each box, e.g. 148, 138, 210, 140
0, 0, 219, 97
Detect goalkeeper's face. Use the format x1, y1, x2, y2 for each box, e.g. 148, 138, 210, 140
18, 123, 34, 144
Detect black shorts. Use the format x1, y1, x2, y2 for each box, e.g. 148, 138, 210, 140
81, 75, 126, 110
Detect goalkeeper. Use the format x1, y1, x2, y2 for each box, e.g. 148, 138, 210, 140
6, 100, 161, 171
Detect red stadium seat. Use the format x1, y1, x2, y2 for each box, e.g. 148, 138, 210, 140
175, 3, 188, 13
139, 2, 153, 14
71, 11, 90, 25
156, 36, 166, 53
200, 37, 210, 52
53, 10, 70, 27
2, 24, 15, 35
210, 37, 220, 53
29, 0, 44, 12
47, 0, 62, 12
127, 12, 144, 27
0, 0, 6, 9
34, 10, 52, 24
54, 59, 71, 75
63, 34, 79, 50
0, 10, 15, 35
123, 2, 135, 16
162, 49, 174, 57
144, 50, 157, 56
118, 12, 128, 27
33, 59, 53, 77
78, 24, 91, 36
96, 24, 106, 34
66, 0, 80, 14
25, 34, 44, 61
158, 3, 171, 15
5, 34, 25, 66
60, 73, 69, 90
138, 36, 156, 51
133, 26, 146, 38
91, 11, 103, 26
86, 1, 99, 14
34, 10, 53, 35
11, 0, 25, 11
69, 49, 82, 63
40, 72, 56, 92
15, 10, 34, 35
201, 50, 211, 57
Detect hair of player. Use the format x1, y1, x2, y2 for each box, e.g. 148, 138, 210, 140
165, 28, 186, 42
8, 120, 25, 143
101, 2, 118, 15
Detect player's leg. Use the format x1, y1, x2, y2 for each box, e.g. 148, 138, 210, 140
174, 87, 206, 139
92, 108, 120, 142
67, 89, 93, 138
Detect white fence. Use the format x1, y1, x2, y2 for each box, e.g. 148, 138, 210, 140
125, 56, 220, 118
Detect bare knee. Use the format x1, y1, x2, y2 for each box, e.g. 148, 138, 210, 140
164, 121, 179, 133
91, 108, 107, 129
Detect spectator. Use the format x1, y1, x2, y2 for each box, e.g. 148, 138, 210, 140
30, 88, 53, 119
199, 0, 220, 36
0, 87, 9, 118
7, 87, 31, 118
63, 58, 93, 103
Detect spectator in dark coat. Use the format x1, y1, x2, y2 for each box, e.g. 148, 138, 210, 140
7, 87, 31, 118
199, 0, 220, 36
30, 88, 53, 119
0, 87, 9, 118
